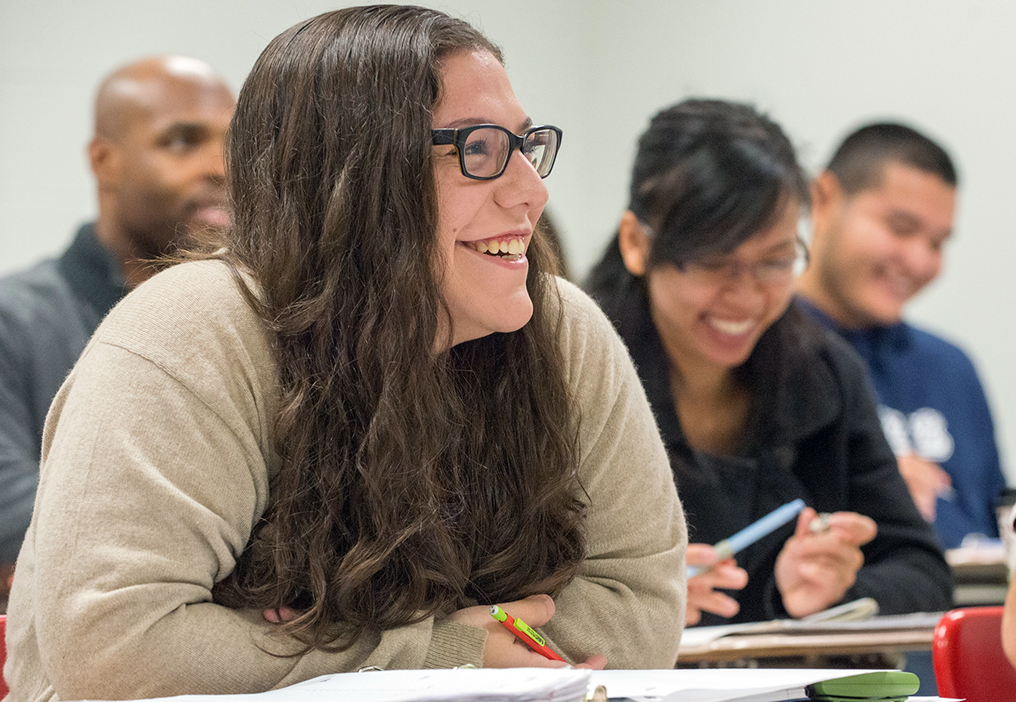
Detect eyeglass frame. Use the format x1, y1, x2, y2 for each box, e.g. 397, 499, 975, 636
431, 124, 563, 181
639, 220, 810, 286
673, 236, 810, 287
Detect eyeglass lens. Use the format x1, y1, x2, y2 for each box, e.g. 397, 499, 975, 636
683, 241, 807, 286
460, 127, 559, 178
523, 129, 559, 177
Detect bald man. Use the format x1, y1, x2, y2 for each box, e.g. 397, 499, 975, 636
0, 56, 234, 578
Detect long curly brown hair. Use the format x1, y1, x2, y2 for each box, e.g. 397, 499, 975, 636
211, 5, 586, 650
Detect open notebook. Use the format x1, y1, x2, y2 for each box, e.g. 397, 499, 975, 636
678, 597, 942, 654
69, 667, 934, 702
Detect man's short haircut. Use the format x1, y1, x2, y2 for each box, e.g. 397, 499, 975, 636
826, 122, 958, 195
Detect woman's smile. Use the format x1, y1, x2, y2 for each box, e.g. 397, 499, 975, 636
459, 234, 531, 265
704, 315, 756, 337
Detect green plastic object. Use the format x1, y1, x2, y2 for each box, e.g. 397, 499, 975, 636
807, 671, 920, 701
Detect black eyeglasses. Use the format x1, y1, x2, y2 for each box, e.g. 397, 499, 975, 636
431, 124, 562, 180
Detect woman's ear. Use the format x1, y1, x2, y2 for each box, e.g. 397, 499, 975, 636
618, 211, 650, 277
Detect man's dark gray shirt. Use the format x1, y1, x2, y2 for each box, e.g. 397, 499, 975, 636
0, 223, 127, 562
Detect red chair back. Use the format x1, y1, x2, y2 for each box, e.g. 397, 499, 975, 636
933, 606, 1016, 701
1, 614, 7, 698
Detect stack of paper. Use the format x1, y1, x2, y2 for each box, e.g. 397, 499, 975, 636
71, 667, 939, 702
103, 668, 592, 702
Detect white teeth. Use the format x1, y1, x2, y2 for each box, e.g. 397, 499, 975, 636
709, 318, 753, 335
507, 239, 522, 255
498, 240, 509, 254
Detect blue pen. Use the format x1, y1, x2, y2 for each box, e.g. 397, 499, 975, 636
687, 498, 806, 578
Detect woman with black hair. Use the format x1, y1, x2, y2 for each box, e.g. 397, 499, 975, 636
4, 7, 686, 700
586, 99, 951, 627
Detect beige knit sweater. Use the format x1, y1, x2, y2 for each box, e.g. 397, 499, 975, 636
4, 261, 686, 702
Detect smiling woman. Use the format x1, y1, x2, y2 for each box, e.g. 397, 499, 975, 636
3, 6, 686, 701
430, 49, 552, 348
585, 99, 951, 628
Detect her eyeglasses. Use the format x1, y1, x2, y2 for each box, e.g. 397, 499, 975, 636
676, 238, 810, 287
431, 124, 562, 180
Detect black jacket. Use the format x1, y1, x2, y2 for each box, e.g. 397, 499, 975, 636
588, 268, 952, 625
0, 224, 127, 563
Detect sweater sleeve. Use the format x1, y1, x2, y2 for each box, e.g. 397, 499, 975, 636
834, 346, 954, 614
538, 280, 688, 669
9, 263, 487, 702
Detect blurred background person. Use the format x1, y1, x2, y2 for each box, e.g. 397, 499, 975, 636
0, 55, 234, 585
586, 99, 951, 627
796, 123, 1007, 550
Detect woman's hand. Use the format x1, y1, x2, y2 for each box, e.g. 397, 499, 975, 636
775, 508, 877, 618
685, 544, 748, 625
447, 594, 607, 669
262, 594, 605, 668
264, 607, 299, 623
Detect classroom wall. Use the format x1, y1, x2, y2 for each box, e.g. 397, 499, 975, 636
3, 0, 1015, 484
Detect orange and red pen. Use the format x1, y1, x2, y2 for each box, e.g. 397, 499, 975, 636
488, 604, 565, 662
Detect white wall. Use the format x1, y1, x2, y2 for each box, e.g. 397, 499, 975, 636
2, 0, 1015, 483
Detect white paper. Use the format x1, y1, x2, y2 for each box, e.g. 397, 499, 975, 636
76, 668, 591, 702
72, 667, 956, 702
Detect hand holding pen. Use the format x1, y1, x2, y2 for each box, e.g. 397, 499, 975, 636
445, 594, 606, 669
685, 498, 804, 625
775, 507, 877, 619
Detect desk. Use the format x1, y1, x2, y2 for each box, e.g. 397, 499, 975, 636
678, 627, 933, 664
676, 612, 942, 695
946, 544, 1009, 606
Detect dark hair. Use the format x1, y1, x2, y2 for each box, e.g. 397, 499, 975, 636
628, 99, 808, 266
827, 122, 957, 195
212, 5, 585, 651
586, 99, 813, 450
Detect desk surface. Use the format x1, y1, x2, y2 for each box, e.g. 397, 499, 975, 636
946, 545, 1009, 606
678, 627, 934, 663
678, 613, 941, 664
